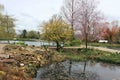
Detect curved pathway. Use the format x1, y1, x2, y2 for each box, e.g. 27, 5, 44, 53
64, 45, 120, 53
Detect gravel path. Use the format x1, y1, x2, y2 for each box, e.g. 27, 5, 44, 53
87, 46, 120, 53
64, 45, 120, 53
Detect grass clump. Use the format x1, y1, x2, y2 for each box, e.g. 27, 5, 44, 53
16, 41, 26, 46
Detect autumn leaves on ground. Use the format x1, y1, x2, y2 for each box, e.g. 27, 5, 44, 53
0, 44, 65, 80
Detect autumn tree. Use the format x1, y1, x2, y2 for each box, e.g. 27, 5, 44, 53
100, 21, 119, 44
41, 15, 73, 51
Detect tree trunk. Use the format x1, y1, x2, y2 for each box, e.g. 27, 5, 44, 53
85, 32, 88, 50
69, 60, 72, 75
56, 41, 60, 51
6, 15, 10, 44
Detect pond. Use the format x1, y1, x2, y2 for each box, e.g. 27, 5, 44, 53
0, 40, 56, 46
34, 60, 120, 80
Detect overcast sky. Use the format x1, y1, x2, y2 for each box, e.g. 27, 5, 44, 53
99, 0, 120, 19
0, 0, 120, 32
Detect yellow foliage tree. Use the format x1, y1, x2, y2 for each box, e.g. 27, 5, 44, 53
41, 15, 73, 51
0, 4, 15, 43
0, 14, 16, 41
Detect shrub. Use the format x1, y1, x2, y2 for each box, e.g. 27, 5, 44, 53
70, 40, 81, 46
65, 40, 81, 46
16, 41, 25, 46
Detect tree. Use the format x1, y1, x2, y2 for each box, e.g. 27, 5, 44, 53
61, 0, 79, 39
41, 15, 73, 51
0, 4, 4, 12
0, 14, 16, 43
77, 0, 102, 49
27, 30, 39, 39
0, 4, 15, 43
20, 29, 27, 38
116, 27, 120, 43
61, 0, 103, 48
100, 21, 119, 43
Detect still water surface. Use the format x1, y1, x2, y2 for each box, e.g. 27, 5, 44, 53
34, 61, 120, 80
0, 40, 55, 46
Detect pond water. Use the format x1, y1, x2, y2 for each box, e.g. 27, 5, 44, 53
0, 40, 56, 46
34, 61, 120, 80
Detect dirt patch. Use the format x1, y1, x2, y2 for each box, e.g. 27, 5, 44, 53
0, 44, 7, 53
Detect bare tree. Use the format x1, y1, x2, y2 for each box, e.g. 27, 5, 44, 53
61, 0, 80, 39
61, 0, 103, 49
77, 0, 102, 49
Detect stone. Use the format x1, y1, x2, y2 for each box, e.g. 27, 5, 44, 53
0, 54, 10, 59
20, 63, 24, 67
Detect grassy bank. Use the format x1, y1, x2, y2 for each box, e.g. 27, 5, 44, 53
61, 48, 120, 65
64, 40, 120, 50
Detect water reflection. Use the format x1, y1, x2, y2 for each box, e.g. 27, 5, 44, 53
68, 60, 72, 75
71, 61, 100, 80
37, 62, 72, 80
35, 61, 103, 80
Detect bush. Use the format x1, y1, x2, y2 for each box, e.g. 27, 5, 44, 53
64, 42, 71, 46
65, 40, 81, 46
